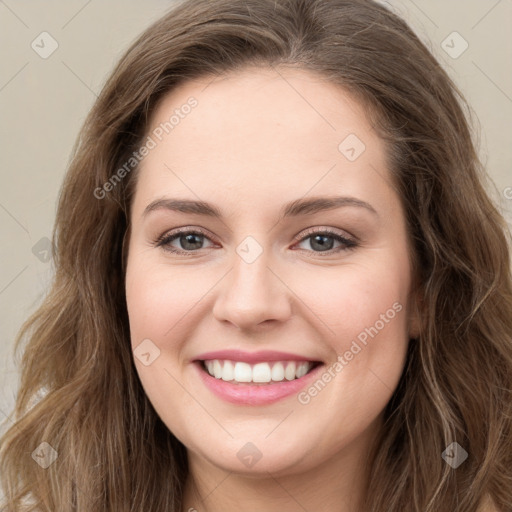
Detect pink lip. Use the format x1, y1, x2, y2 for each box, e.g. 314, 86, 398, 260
193, 361, 325, 406
194, 349, 321, 364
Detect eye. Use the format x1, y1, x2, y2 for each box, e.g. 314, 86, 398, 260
293, 227, 358, 255
154, 226, 358, 256
155, 227, 216, 255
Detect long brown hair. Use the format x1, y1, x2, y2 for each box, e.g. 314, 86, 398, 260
1, 0, 511, 510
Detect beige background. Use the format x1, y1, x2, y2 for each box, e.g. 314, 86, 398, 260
1, 0, 511, 436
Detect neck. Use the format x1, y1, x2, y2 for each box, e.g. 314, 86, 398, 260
182, 416, 382, 512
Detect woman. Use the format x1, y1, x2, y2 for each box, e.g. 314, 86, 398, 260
1, 0, 511, 510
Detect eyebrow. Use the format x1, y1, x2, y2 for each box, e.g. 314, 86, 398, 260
142, 195, 378, 220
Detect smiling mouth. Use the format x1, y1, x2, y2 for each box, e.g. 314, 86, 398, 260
199, 359, 323, 385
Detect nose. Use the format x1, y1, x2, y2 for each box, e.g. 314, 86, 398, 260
212, 249, 292, 332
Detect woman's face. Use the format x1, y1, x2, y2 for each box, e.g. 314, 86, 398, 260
125, 67, 420, 477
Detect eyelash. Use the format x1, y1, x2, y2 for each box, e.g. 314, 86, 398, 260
154, 226, 358, 257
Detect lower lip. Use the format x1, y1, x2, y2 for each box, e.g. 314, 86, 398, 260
194, 361, 325, 406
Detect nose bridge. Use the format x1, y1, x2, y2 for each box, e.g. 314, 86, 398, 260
212, 237, 292, 329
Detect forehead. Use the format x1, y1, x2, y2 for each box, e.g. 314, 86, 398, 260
133, 66, 393, 216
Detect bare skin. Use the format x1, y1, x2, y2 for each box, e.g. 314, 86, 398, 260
125, 66, 421, 512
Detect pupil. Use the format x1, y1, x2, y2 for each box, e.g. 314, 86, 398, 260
178, 233, 335, 252
182, 234, 202, 250
311, 234, 333, 251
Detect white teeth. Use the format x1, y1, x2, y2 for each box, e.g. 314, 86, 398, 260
203, 360, 316, 383
213, 360, 222, 379
221, 360, 234, 381
252, 362, 272, 383
296, 362, 309, 378
284, 362, 296, 381
233, 362, 252, 382
271, 362, 285, 381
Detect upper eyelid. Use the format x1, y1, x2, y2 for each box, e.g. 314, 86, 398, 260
162, 226, 218, 244
158, 226, 356, 248
294, 226, 357, 242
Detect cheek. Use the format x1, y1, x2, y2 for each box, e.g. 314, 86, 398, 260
125, 256, 203, 435
292, 257, 410, 346
125, 256, 209, 350
292, 256, 411, 412
295, 256, 411, 415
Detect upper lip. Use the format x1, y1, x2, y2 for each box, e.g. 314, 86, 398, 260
194, 349, 323, 364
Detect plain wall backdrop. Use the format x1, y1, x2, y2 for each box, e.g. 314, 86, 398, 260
1, 0, 511, 437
